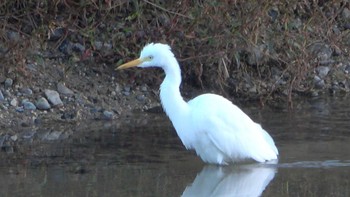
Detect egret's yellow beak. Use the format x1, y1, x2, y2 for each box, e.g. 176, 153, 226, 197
116, 58, 143, 70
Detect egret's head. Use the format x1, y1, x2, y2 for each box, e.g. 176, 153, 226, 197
116, 43, 174, 70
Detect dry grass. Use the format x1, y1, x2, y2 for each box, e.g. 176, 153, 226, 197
0, 0, 349, 103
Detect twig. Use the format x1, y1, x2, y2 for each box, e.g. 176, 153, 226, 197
143, 0, 193, 20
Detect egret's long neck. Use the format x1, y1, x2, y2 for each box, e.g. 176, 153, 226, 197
160, 57, 189, 122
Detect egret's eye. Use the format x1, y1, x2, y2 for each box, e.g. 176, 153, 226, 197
148, 55, 154, 60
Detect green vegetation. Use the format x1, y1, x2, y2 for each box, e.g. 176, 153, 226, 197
1, 0, 349, 104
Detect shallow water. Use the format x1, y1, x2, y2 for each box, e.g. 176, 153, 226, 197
0, 96, 350, 197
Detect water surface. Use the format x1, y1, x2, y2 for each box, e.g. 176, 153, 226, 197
0, 96, 349, 196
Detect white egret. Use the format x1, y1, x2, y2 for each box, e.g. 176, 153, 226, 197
116, 43, 278, 165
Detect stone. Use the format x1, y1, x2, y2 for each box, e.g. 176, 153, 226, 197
342, 8, 350, 19
20, 88, 33, 95
57, 82, 74, 96
73, 43, 85, 53
316, 66, 330, 78
16, 107, 24, 112
48, 28, 65, 41
10, 135, 18, 141
35, 97, 51, 110
103, 110, 114, 120
45, 89, 63, 106
314, 76, 325, 89
22, 130, 36, 139
42, 131, 63, 141
22, 100, 36, 110
93, 41, 103, 50
10, 98, 18, 106
4, 78, 13, 89
141, 85, 148, 92
0, 90, 4, 101
7, 31, 20, 42
136, 94, 145, 102
309, 43, 332, 62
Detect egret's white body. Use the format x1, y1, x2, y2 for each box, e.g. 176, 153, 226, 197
117, 43, 278, 165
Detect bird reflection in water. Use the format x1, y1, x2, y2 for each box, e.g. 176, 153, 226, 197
182, 164, 276, 197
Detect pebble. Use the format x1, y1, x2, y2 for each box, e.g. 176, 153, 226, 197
73, 43, 86, 53
20, 88, 33, 95
59, 39, 72, 55
22, 130, 36, 139
42, 131, 63, 141
45, 89, 63, 106
0, 90, 4, 101
10, 135, 18, 141
48, 28, 65, 41
57, 82, 74, 96
342, 8, 350, 19
316, 66, 330, 78
7, 31, 20, 42
16, 107, 24, 112
93, 41, 103, 50
123, 86, 131, 92
136, 94, 146, 102
141, 86, 148, 92
61, 111, 76, 120
22, 100, 36, 110
35, 97, 51, 110
4, 78, 13, 89
309, 43, 332, 62
314, 75, 325, 89
103, 110, 114, 120
10, 98, 18, 106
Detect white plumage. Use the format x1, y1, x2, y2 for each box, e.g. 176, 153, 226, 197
117, 43, 278, 165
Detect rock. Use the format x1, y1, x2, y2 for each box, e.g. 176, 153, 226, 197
61, 111, 76, 120
123, 86, 131, 92
122, 85, 131, 96
57, 82, 74, 96
103, 110, 114, 120
141, 85, 148, 92
309, 43, 332, 62
59, 39, 72, 55
342, 8, 350, 19
316, 66, 330, 78
35, 97, 51, 110
73, 43, 85, 53
10, 98, 18, 106
136, 94, 145, 102
10, 135, 18, 141
314, 75, 325, 89
7, 31, 20, 42
268, 8, 278, 22
344, 23, 350, 30
42, 131, 62, 141
345, 64, 350, 74
93, 41, 103, 50
0, 90, 4, 101
20, 88, 33, 95
45, 89, 63, 106
290, 18, 302, 30
4, 78, 13, 89
22, 100, 36, 110
22, 130, 36, 139
48, 28, 65, 41
16, 107, 24, 112
0, 135, 8, 147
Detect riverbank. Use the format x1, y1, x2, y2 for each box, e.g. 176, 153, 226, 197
0, 1, 349, 128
